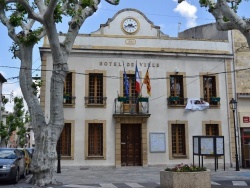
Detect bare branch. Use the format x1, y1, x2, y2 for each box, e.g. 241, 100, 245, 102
105, 0, 119, 5
44, 0, 57, 20
0, 5, 18, 42
178, 0, 250, 46
217, 0, 248, 33
61, 0, 101, 56
34, 0, 46, 14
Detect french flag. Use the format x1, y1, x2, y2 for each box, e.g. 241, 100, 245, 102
135, 63, 141, 93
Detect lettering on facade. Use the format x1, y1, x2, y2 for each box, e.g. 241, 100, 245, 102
125, 39, 136, 45
99, 61, 159, 68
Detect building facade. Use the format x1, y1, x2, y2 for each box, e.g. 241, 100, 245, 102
180, 24, 250, 169
232, 30, 250, 168
40, 9, 236, 167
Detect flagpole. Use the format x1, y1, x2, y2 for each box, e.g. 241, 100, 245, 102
123, 61, 129, 99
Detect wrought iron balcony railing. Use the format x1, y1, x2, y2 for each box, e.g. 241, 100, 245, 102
114, 97, 149, 114
63, 95, 76, 105
84, 96, 107, 105
201, 97, 220, 106
167, 97, 187, 106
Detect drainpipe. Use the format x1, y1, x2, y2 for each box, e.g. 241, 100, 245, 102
230, 30, 241, 167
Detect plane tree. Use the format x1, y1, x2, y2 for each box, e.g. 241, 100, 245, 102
0, 0, 119, 186
178, 0, 250, 46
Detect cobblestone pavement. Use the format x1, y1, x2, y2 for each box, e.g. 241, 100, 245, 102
1, 166, 250, 188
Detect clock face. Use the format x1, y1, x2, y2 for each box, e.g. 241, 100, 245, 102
122, 18, 139, 34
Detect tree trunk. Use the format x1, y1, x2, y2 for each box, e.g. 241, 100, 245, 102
30, 125, 57, 185
18, 44, 62, 186
0, 139, 7, 147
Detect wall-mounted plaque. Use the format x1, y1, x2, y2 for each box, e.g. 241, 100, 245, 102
149, 133, 166, 153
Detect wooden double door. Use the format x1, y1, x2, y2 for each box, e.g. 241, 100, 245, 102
121, 124, 142, 166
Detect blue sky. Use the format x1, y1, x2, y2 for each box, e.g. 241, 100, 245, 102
0, 0, 249, 111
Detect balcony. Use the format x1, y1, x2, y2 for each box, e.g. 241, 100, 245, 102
63, 95, 76, 105
167, 97, 187, 106
114, 97, 150, 115
202, 97, 221, 106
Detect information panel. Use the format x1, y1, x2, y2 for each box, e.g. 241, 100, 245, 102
200, 137, 214, 155
192, 136, 225, 171
216, 137, 224, 155
193, 137, 199, 154
149, 133, 166, 153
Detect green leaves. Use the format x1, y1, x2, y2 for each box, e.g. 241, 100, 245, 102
17, 27, 43, 46
3, 97, 30, 147
54, 4, 63, 23
80, 0, 94, 8
9, 13, 24, 27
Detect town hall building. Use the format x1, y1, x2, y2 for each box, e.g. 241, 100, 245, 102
40, 8, 237, 168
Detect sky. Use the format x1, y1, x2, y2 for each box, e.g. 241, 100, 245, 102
0, 0, 249, 112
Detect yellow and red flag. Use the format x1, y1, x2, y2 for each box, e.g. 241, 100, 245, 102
143, 69, 151, 96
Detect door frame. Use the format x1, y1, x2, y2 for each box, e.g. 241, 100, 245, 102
121, 124, 141, 166
114, 116, 148, 167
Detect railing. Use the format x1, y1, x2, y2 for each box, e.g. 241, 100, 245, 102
63, 96, 76, 105
202, 97, 220, 106
114, 97, 149, 114
84, 96, 107, 105
167, 97, 188, 106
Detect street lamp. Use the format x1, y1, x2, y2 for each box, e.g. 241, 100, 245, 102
229, 98, 240, 171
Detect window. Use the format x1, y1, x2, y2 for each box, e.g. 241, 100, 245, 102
123, 74, 138, 99
85, 70, 106, 107
88, 123, 103, 156
57, 123, 71, 156
122, 73, 140, 113
202, 121, 221, 136
169, 75, 184, 105
171, 124, 186, 156
85, 120, 106, 159
206, 124, 219, 136
88, 73, 103, 104
63, 72, 75, 104
203, 75, 217, 104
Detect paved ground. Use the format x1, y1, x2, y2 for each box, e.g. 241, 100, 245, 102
1, 166, 250, 188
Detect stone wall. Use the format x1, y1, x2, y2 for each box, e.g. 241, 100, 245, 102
233, 30, 250, 93
179, 23, 228, 41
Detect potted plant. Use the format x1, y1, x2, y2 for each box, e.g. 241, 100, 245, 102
169, 95, 179, 101
210, 96, 220, 102
63, 93, 71, 103
117, 96, 128, 102
160, 163, 211, 188
138, 96, 148, 102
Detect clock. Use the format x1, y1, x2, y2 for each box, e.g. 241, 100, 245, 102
121, 17, 139, 34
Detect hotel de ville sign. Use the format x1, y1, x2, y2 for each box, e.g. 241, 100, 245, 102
99, 61, 159, 68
